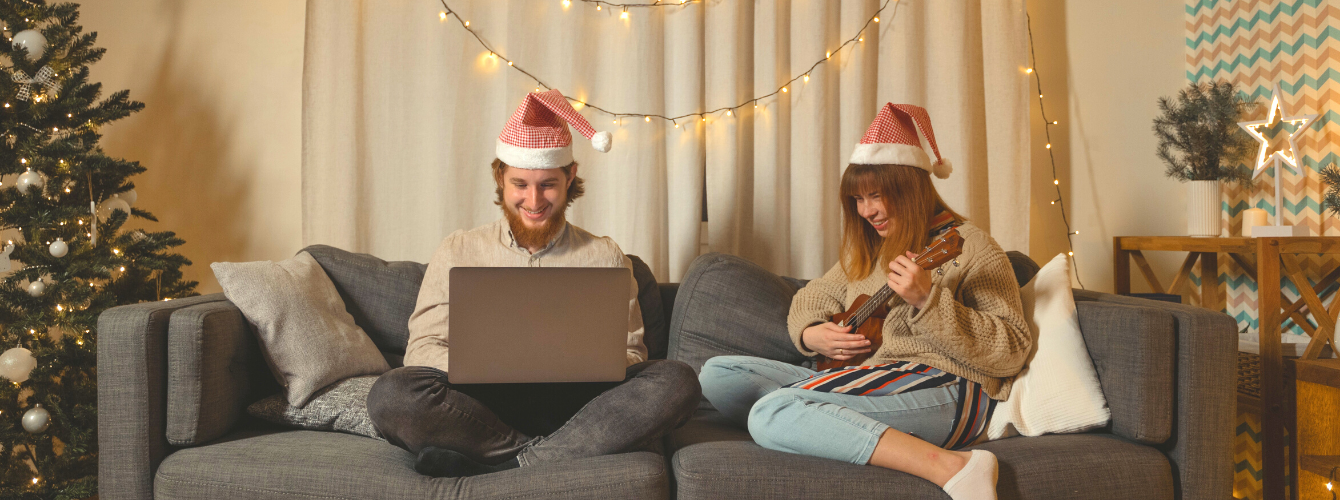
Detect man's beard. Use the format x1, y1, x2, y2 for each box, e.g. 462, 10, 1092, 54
503, 202, 569, 250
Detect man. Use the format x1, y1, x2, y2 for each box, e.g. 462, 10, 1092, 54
366, 89, 700, 478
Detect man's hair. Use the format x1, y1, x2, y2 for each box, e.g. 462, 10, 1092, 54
491, 159, 585, 207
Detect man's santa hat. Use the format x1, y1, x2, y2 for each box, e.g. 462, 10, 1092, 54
848, 103, 953, 179
496, 89, 612, 170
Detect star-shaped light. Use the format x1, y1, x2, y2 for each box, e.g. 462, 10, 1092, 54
1238, 82, 1318, 179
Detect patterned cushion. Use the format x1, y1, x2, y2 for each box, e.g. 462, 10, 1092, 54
247, 375, 383, 440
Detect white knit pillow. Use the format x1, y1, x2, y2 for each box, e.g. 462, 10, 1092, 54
986, 253, 1109, 439
212, 252, 390, 407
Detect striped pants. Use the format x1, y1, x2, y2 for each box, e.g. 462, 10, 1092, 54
699, 356, 993, 465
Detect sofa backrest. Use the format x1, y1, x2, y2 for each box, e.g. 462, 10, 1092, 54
301, 245, 670, 361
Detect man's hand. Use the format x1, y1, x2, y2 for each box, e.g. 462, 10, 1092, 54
802, 322, 870, 360
888, 251, 932, 310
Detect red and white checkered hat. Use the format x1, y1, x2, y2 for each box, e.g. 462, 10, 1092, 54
496, 89, 612, 170
848, 103, 952, 179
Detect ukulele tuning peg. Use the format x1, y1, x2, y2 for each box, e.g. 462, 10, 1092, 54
936, 268, 945, 276
953, 258, 960, 267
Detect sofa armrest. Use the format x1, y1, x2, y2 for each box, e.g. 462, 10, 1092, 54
97, 294, 228, 500
1073, 290, 1235, 500
166, 300, 275, 446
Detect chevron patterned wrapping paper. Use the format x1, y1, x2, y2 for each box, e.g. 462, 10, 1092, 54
1185, 1, 1337, 498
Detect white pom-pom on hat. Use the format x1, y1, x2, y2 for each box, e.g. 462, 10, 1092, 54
592, 131, 612, 153
933, 159, 953, 179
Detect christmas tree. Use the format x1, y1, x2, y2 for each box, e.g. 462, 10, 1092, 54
0, 2, 197, 498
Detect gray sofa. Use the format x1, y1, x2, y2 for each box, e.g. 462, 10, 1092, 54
98, 246, 1235, 499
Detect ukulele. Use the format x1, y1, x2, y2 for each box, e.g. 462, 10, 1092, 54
814, 227, 965, 371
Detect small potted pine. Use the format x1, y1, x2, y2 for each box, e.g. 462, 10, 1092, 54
1153, 81, 1256, 237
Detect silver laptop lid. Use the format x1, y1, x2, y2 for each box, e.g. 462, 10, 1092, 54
448, 267, 630, 384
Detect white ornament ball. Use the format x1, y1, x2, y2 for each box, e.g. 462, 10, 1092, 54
0, 347, 36, 383
22, 404, 50, 433
11, 29, 47, 60
48, 237, 67, 258
120, 189, 138, 206
101, 195, 131, 218
26, 280, 44, 297
16, 169, 43, 194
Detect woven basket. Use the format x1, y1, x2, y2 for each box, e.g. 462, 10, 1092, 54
1237, 351, 1261, 399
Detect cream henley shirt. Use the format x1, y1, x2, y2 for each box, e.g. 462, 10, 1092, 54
403, 218, 648, 373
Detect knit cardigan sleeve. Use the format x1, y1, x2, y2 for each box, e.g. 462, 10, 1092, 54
904, 241, 1031, 378
787, 263, 849, 357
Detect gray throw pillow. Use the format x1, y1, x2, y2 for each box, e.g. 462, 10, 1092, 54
212, 251, 391, 407
247, 375, 383, 440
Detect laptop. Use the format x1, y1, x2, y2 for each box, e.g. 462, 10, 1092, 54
447, 267, 631, 384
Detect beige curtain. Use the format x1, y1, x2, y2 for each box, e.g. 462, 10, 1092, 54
304, 0, 1029, 281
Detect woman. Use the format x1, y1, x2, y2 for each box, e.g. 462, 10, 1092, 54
699, 104, 1030, 500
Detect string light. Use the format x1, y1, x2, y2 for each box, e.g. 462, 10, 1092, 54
803, 74, 810, 82
1027, 13, 1082, 287
726, 110, 732, 116
440, 11, 447, 20
437, 0, 895, 125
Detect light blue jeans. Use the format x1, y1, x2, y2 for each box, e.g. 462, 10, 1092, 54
699, 355, 960, 465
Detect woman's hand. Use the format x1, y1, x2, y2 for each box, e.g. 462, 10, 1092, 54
802, 322, 870, 360
888, 251, 932, 310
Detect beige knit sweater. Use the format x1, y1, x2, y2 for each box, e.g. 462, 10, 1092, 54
787, 222, 1030, 400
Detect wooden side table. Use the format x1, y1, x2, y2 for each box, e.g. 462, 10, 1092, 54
1114, 236, 1340, 500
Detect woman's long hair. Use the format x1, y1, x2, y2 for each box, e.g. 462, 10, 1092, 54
839, 164, 965, 282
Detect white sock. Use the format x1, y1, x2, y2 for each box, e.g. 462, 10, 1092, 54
941, 449, 998, 500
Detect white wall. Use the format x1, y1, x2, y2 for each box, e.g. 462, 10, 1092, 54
1028, 0, 1190, 293
79, 1, 305, 294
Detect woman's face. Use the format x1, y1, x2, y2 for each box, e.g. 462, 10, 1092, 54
853, 190, 892, 237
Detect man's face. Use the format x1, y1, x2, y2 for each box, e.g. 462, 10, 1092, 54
501, 166, 573, 230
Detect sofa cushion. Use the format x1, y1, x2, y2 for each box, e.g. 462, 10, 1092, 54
667, 253, 810, 378
1005, 250, 1040, 288
1073, 299, 1175, 445
667, 410, 1171, 500
628, 255, 669, 360
212, 252, 391, 407
247, 375, 382, 439
166, 299, 281, 446
154, 430, 669, 499
303, 245, 428, 354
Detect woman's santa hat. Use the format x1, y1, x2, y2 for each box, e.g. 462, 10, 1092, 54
497, 89, 613, 170
849, 103, 953, 179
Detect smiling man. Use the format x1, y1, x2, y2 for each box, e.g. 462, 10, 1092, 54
366, 90, 700, 478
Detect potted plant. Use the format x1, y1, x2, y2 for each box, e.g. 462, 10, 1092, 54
1153, 81, 1256, 237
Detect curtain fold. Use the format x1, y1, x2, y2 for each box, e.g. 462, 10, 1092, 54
304, 0, 1029, 281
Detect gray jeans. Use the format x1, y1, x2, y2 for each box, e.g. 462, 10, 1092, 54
366, 360, 700, 467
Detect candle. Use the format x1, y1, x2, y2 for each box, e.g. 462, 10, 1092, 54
1242, 208, 1268, 237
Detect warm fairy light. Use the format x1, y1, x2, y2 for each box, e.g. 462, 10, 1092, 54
21, 158, 26, 163
1045, 143, 1051, 149
3, 103, 8, 108
113, 248, 120, 254
464, 20, 469, 26
1026, 68, 1033, 73
726, 110, 732, 116
596, 4, 601, 10
803, 74, 809, 82
64, 188, 69, 193
56, 304, 63, 311
29, 329, 34, 334
826, 51, 831, 59
31, 478, 37, 484
1039, 94, 1043, 98
76, 339, 82, 345
673, 122, 679, 128
1052, 120, 1058, 124
66, 113, 71, 117
858, 37, 864, 42
620, 8, 628, 19
644, 116, 650, 122
1053, 179, 1059, 185
439, 11, 447, 20
562, 0, 571, 6
874, 16, 880, 22
1068, 251, 1074, 256
782, 87, 788, 93
119, 266, 125, 272
701, 116, 706, 122
1050, 200, 1056, 205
